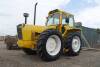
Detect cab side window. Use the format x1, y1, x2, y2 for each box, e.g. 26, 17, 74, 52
62, 14, 69, 24
62, 19, 66, 24
69, 17, 74, 27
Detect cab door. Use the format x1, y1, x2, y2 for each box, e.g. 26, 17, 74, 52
61, 14, 75, 34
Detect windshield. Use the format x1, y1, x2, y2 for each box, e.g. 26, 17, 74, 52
47, 13, 59, 26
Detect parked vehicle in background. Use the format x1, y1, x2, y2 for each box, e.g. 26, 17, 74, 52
4, 35, 19, 50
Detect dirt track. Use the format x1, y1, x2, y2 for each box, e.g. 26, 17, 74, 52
0, 41, 100, 67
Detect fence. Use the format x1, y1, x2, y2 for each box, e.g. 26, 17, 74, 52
81, 26, 100, 48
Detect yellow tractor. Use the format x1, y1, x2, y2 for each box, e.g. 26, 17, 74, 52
17, 3, 82, 61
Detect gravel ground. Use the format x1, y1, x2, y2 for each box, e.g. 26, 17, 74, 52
0, 41, 100, 67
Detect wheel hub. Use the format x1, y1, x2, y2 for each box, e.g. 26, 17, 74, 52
47, 38, 56, 52
72, 36, 81, 52
46, 35, 61, 56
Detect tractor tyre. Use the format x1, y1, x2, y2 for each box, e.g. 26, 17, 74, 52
65, 32, 82, 56
22, 48, 36, 55
37, 30, 63, 61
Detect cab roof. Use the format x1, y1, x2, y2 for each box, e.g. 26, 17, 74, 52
49, 9, 74, 17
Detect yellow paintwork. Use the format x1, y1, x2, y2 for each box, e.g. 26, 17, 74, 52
46, 25, 57, 29
22, 25, 46, 40
62, 25, 80, 38
62, 24, 73, 36
17, 25, 46, 48
49, 9, 74, 17
18, 40, 36, 48
17, 9, 81, 49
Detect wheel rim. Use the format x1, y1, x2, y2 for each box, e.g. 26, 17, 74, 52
46, 35, 61, 56
72, 36, 81, 52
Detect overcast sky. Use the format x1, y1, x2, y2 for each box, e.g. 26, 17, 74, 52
0, 0, 100, 35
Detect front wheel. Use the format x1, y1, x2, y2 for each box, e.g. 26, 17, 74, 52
37, 30, 63, 61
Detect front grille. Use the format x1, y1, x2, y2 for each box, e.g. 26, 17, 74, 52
17, 24, 22, 39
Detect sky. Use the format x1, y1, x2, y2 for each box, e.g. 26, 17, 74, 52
0, 0, 100, 35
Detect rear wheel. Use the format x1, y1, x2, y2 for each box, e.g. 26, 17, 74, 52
37, 30, 63, 61
65, 32, 82, 56
22, 48, 36, 55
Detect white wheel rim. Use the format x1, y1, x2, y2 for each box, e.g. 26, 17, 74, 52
72, 36, 81, 52
46, 35, 61, 56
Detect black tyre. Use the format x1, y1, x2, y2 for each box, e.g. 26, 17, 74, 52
22, 48, 36, 55
37, 30, 63, 61
64, 32, 82, 56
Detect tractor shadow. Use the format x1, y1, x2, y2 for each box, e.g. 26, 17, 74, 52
20, 53, 74, 63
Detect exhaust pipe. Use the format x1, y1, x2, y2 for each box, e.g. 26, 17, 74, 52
34, 2, 38, 25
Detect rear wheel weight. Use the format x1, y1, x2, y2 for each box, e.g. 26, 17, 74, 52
37, 30, 63, 61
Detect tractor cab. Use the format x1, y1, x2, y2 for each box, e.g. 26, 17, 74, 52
47, 9, 74, 27
46, 9, 75, 34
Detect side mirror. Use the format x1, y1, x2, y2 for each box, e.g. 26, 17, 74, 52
65, 18, 69, 23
